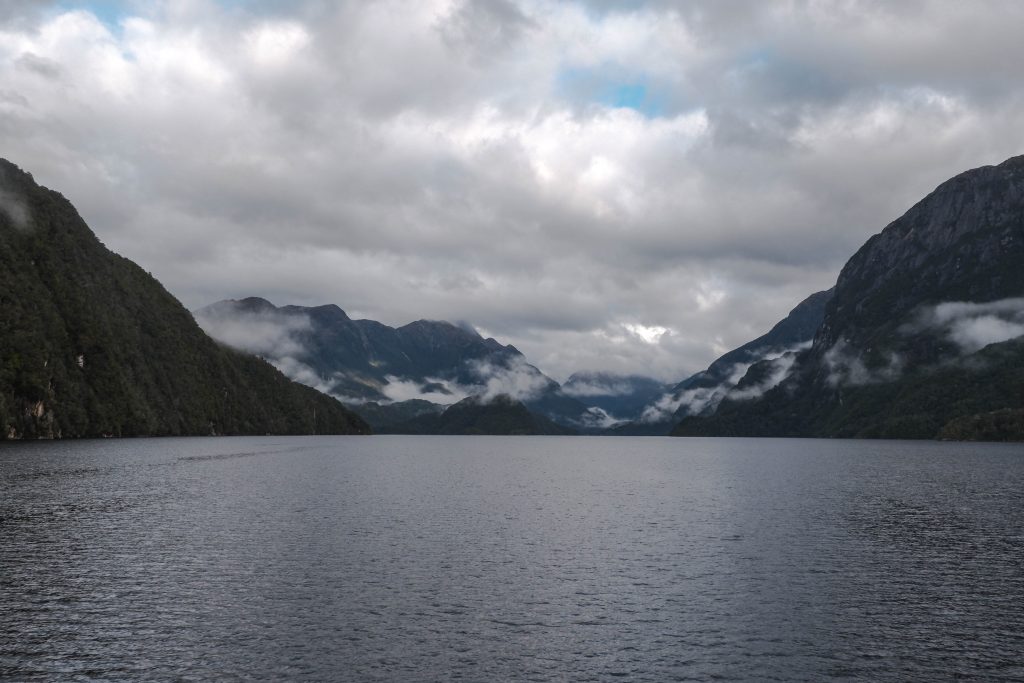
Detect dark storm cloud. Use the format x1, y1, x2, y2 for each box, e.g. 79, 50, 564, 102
2, 0, 1024, 381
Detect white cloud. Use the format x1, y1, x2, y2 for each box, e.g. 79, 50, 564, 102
623, 323, 668, 344
639, 360, 751, 423
576, 406, 622, 429
194, 307, 310, 358
823, 341, 903, 387
0, 188, 30, 231
244, 21, 310, 67
915, 298, 1024, 353
950, 317, 1024, 352
469, 356, 551, 402
380, 375, 470, 405
726, 352, 799, 401
638, 341, 811, 422
3, 1, 1024, 384
269, 356, 334, 396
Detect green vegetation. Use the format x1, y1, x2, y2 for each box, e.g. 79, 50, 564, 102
0, 159, 369, 439
674, 339, 1024, 440
939, 409, 1024, 441
383, 394, 576, 435
350, 399, 444, 431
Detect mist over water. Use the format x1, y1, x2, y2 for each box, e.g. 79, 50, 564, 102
2, 436, 1023, 681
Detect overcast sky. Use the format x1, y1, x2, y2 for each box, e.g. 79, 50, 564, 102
3, 0, 1024, 382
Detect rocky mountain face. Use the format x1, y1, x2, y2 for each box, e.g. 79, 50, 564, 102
195, 298, 595, 429
0, 159, 369, 438
675, 155, 1024, 440
195, 296, 519, 400
610, 289, 832, 435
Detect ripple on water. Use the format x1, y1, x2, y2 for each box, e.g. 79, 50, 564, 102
1, 436, 1023, 681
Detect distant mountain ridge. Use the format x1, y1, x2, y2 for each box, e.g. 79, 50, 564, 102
195, 297, 597, 430
382, 394, 575, 436
674, 154, 1024, 440
196, 296, 520, 401
0, 159, 369, 439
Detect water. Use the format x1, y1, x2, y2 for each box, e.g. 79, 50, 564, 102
1, 436, 1023, 681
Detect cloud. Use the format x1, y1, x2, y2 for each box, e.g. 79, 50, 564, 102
799, 298, 1024, 390
727, 352, 801, 401
950, 317, 1024, 352
438, 0, 538, 59
380, 375, 470, 405
561, 377, 636, 398
267, 355, 335, 396
639, 360, 752, 423
823, 341, 903, 387
922, 298, 1024, 352
193, 304, 370, 399
375, 356, 554, 406
640, 385, 721, 424
469, 356, 552, 402
576, 406, 621, 430
623, 323, 668, 344
4, 2, 1024, 383
0, 188, 30, 231
194, 306, 310, 359
638, 341, 812, 422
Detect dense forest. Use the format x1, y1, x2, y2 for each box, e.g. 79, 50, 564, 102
0, 159, 369, 438
382, 394, 575, 435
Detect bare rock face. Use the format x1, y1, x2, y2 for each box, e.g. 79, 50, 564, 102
817, 154, 1024, 354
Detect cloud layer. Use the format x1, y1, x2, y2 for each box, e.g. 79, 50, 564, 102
4, 1, 1024, 381
911, 298, 1024, 353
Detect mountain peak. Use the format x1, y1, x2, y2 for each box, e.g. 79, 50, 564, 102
675, 153, 1024, 440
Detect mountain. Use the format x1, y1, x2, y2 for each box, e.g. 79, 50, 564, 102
561, 372, 669, 423
195, 296, 518, 400
382, 394, 575, 436
194, 298, 595, 429
0, 159, 369, 439
611, 289, 832, 435
352, 399, 444, 431
674, 154, 1024, 440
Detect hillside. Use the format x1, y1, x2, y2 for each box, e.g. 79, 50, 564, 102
611, 289, 832, 435
674, 155, 1024, 440
0, 159, 369, 439
382, 394, 575, 436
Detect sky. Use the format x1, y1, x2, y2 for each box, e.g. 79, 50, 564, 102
2, 0, 1024, 382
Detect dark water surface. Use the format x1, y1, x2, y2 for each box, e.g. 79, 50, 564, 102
2, 436, 1023, 681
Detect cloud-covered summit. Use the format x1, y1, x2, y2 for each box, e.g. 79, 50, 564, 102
3, 1, 1024, 381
